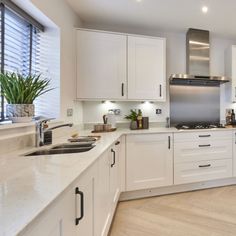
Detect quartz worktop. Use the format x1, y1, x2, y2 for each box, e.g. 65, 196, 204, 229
0, 126, 235, 236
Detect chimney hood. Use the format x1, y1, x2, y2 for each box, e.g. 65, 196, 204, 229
169, 28, 230, 86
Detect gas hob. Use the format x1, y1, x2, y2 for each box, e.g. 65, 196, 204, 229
175, 123, 225, 130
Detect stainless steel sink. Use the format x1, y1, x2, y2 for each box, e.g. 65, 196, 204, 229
25, 146, 95, 156
51, 142, 95, 149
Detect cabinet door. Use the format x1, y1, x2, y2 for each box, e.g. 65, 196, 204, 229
76, 30, 127, 99
20, 188, 76, 236
126, 134, 173, 191
128, 35, 166, 100
110, 140, 121, 207
94, 150, 111, 236
231, 46, 236, 102
75, 166, 96, 236
233, 131, 236, 177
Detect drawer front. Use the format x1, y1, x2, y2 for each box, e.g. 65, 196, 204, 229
174, 130, 232, 143
174, 159, 233, 185
174, 139, 232, 163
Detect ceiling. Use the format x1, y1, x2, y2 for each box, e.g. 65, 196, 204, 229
66, 0, 236, 38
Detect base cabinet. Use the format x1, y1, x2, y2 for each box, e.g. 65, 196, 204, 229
126, 133, 173, 191
20, 187, 76, 236
74, 166, 96, 236
233, 131, 236, 177
95, 140, 121, 236
174, 131, 233, 184
20, 164, 97, 236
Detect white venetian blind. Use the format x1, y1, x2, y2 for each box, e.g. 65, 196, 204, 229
0, 2, 60, 121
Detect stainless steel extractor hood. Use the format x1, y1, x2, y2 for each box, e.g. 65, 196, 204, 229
169, 28, 230, 86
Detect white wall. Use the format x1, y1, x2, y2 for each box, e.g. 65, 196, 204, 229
80, 24, 236, 124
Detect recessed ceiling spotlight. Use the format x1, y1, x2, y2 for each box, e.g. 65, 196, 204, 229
136, 0, 142, 2
202, 6, 208, 13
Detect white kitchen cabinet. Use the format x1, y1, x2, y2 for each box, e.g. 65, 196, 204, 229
21, 164, 97, 236
126, 133, 173, 191
233, 131, 236, 177
110, 140, 121, 207
175, 159, 233, 185
225, 45, 236, 102
76, 29, 166, 101
76, 29, 127, 100
174, 131, 233, 164
20, 187, 76, 236
74, 164, 96, 236
95, 149, 111, 236
174, 130, 233, 184
94, 139, 121, 236
128, 35, 166, 100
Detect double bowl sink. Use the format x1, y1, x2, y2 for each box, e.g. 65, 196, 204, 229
25, 139, 96, 156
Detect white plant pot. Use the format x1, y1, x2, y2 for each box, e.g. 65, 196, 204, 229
6, 104, 35, 123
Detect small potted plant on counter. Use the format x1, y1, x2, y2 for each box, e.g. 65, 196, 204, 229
0, 72, 53, 123
125, 109, 138, 130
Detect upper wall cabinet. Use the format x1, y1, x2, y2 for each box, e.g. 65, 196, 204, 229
76, 30, 127, 100
128, 36, 166, 101
76, 29, 166, 101
225, 45, 236, 102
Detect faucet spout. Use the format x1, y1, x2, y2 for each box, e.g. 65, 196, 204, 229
35, 120, 73, 147
46, 123, 73, 132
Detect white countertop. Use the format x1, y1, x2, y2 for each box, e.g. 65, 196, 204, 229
0, 126, 235, 236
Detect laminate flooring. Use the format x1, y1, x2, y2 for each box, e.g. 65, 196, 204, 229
109, 186, 236, 236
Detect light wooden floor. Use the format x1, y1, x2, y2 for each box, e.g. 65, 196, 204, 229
109, 186, 236, 236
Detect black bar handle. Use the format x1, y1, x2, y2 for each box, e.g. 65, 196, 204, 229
199, 144, 211, 147
199, 164, 211, 168
115, 141, 120, 145
199, 135, 211, 138
121, 83, 124, 96
75, 187, 84, 225
159, 84, 162, 97
111, 149, 116, 167
168, 136, 171, 149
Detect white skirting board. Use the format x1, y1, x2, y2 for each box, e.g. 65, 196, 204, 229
119, 177, 236, 201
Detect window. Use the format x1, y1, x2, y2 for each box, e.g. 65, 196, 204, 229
0, 0, 44, 121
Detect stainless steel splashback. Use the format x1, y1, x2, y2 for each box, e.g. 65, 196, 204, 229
186, 28, 210, 76
170, 85, 220, 126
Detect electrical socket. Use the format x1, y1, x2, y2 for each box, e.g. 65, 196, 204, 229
67, 108, 73, 117
109, 109, 121, 115
156, 109, 162, 115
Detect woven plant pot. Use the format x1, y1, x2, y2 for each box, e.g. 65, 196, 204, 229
6, 104, 35, 123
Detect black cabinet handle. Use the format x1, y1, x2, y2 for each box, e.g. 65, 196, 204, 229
75, 187, 84, 225
115, 141, 120, 145
199, 135, 211, 138
159, 84, 162, 97
199, 164, 211, 168
199, 144, 211, 147
121, 83, 124, 96
168, 136, 171, 149
111, 149, 116, 167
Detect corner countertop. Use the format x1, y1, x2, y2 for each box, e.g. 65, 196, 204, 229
0, 126, 235, 236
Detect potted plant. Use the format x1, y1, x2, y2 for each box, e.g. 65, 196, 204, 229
125, 109, 138, 130
0, 72, 53, 123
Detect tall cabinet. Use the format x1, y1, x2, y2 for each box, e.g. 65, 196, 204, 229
225, 45, 236, 102
76, 29, 166, 101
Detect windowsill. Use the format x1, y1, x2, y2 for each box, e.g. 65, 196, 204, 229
0, 119, 63, 131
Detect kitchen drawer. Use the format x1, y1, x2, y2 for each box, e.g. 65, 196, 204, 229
174, 130, 232, 143
174, 139, 232, 163
174, 159, 233, 185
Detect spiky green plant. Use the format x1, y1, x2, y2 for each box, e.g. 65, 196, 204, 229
125, 109, 138, 121
0, 72, 53, 104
